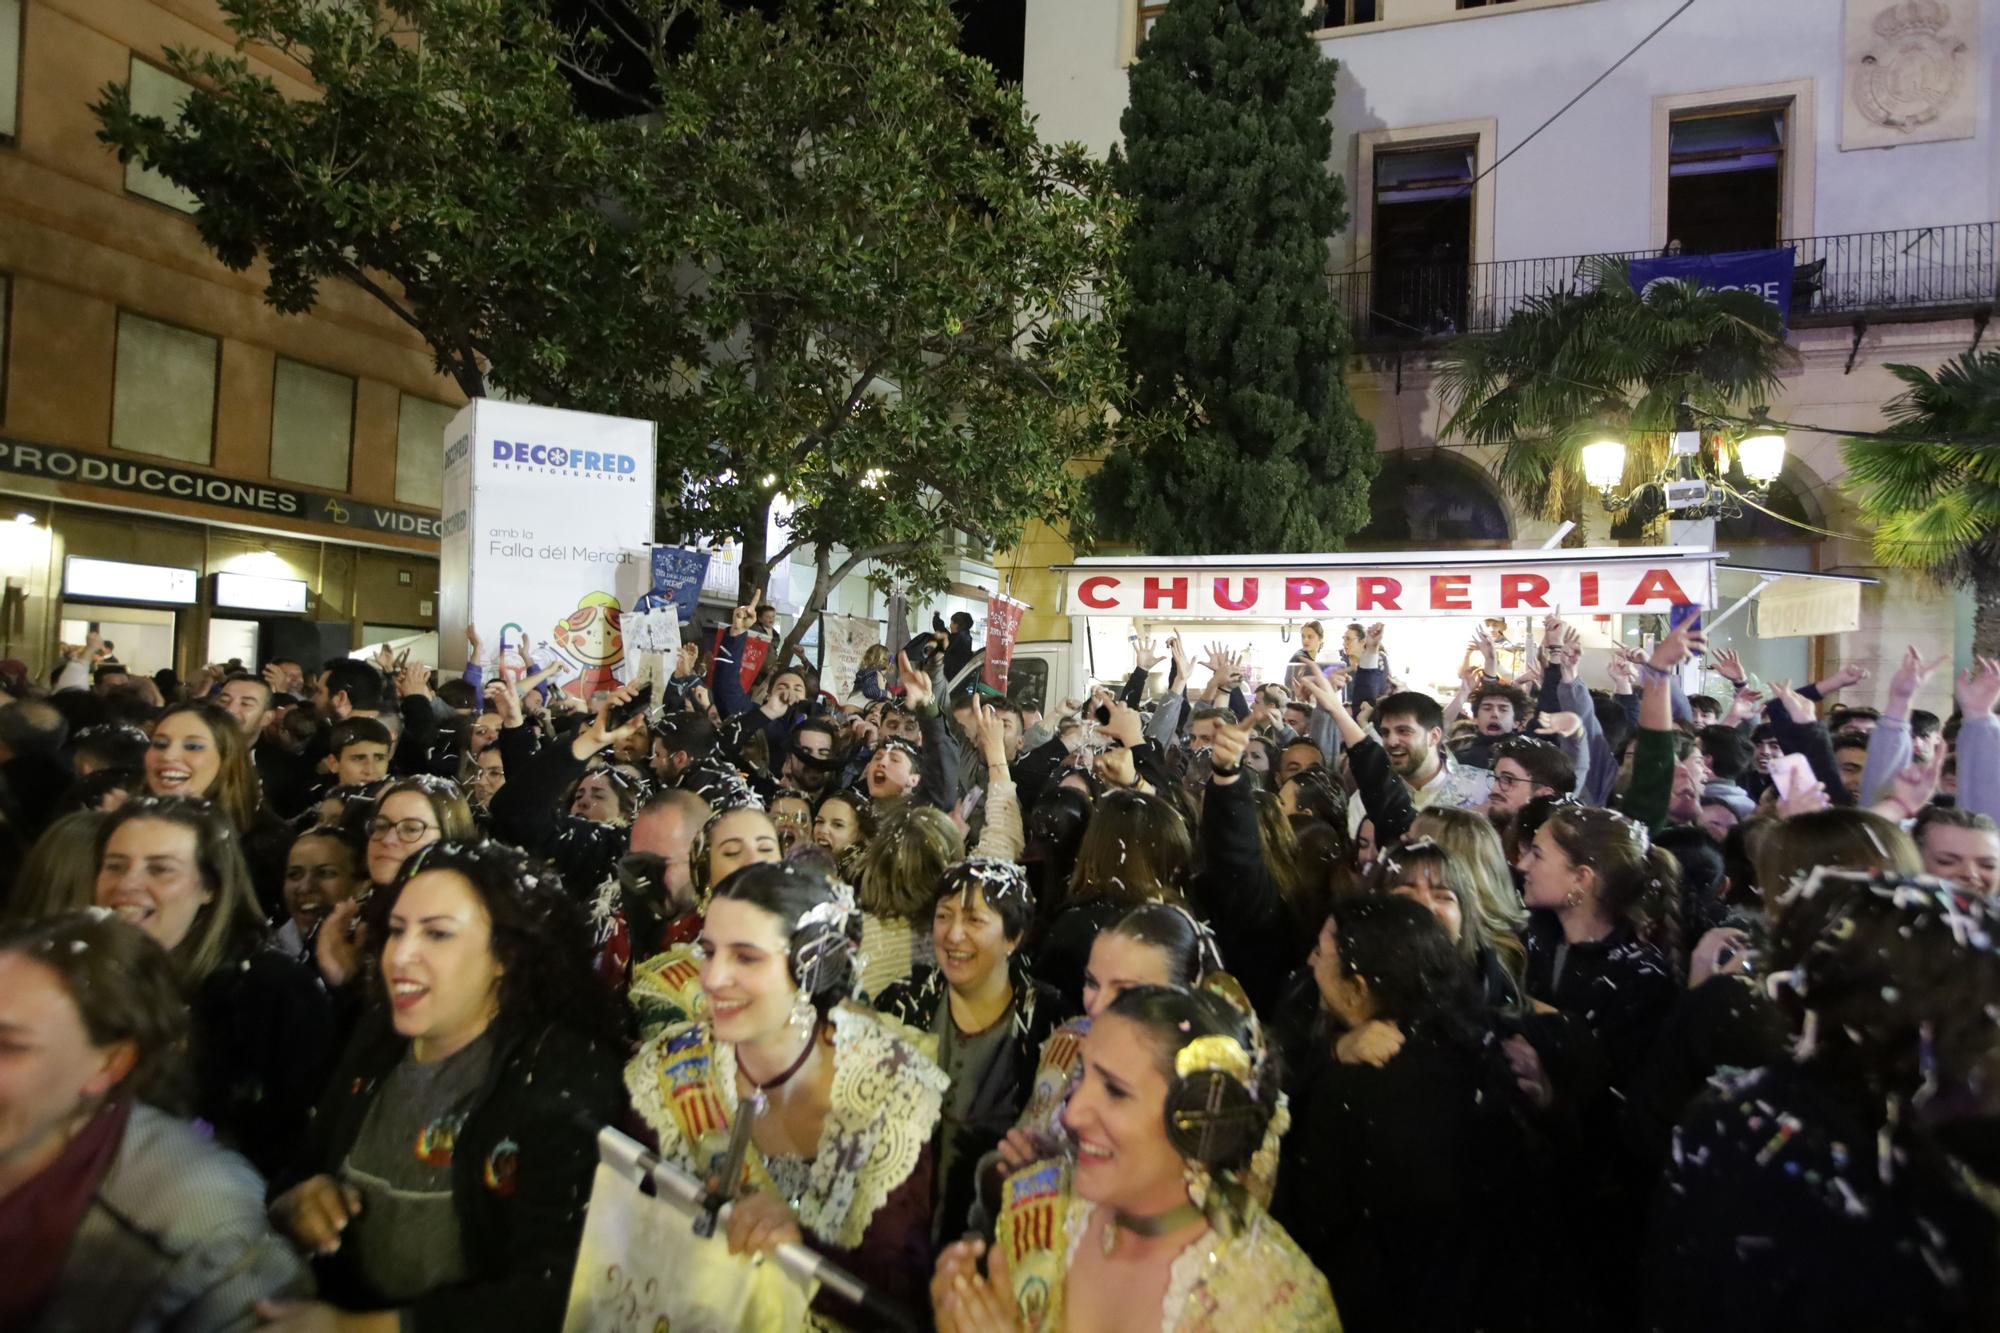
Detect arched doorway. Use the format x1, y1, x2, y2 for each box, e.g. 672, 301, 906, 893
1351, 448, 1512, 548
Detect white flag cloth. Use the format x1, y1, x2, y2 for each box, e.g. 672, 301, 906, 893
561, 1162, 815, 1332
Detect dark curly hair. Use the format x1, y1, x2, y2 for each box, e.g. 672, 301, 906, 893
1328, 894, 1481, 1041
364, 841, 626, 1049
1771, 871, 2000, 1108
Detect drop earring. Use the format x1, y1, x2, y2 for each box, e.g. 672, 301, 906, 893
1183, 1161, 1211, 1211
788, 989, 816, 1041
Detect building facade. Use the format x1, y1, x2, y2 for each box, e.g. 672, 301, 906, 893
0, 0, 462, 680
1011, 0, 1998, 712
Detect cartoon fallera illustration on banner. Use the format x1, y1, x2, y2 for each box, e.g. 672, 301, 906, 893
550, 591, 628, 701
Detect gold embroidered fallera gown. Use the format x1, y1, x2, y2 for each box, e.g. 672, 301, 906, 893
995, 1157, 1341, 1333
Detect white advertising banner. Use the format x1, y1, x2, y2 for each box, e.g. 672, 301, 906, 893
438, 400, 657, 698
1058, 547, 1718, 620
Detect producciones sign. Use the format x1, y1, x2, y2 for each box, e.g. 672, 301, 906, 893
0, 437, 443, 538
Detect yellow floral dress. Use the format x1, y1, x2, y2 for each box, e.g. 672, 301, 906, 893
996, 1158, 1341, 1332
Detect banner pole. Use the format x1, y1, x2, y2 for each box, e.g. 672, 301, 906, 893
591, 1128, 920, 1332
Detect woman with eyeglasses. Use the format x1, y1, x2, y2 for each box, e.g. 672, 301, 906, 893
93, 795, 335, 1181
316, 776, 477, 991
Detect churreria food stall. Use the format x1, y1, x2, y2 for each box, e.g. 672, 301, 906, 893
1043, 546, 1871, 704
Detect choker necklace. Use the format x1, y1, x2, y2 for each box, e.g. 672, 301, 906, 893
740, 1032, 817, 1115
1102, 1201, 1203, 1257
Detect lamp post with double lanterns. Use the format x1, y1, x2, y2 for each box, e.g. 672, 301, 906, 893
1579, 401, 1788, 688
1581, 401, 1788, 539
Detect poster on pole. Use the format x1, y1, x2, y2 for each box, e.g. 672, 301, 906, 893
982, 593, 1029, 694
641, 547, 711, 624
562, 1162, 812, 1332
438, 401, 657, 701
821, 613, 882, 704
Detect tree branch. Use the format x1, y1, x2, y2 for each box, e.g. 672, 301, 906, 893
828, 541, 910, 589
790, 360, 884, 465
549, 49, 657, 113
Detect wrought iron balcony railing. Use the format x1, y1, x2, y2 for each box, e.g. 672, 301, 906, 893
1329, 221, 1998, 343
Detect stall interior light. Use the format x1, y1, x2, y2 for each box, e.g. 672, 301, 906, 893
1581, 439, 1628, 493
1736, 432, 1787, 486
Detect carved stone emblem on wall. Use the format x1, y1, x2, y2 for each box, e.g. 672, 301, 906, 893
1842, 0, 1978, 149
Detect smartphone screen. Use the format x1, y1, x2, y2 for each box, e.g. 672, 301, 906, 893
1768, 752, 1814, 802
1668, 603, 1703, 654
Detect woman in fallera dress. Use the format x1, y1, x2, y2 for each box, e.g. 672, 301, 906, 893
624, 860, 949, 1328
932, 984, 1339, 1333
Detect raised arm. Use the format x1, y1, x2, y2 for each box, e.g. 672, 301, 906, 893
1955, 658, 2000, 823
1859, 646, 1941, 808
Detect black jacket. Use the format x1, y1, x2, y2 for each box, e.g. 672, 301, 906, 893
1273, 1028, 1545, 1333
1623, 974, 1790, 1171
1645, 1061, 2000, 1333
193, 942, 337, 1185
489, 722, 627, 900
1523, 911, 1677, 1097
309, 1013, 628, 1332
1190, 774, 1305, 1018
253, 738, 315, 820
1032, 898, 1128, 1018
875, 962, 1062, 1240
1344, 735, 1418, 851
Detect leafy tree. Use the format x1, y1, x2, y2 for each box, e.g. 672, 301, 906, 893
1437, 259, 1796, 536
1842, 350, 2000, 657
1091, 0, 1376, 556
95, 0, 1140, 660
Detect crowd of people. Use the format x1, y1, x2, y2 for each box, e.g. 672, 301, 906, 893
1, 599, 1997, 1332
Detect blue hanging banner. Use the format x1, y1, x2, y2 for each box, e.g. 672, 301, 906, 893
1627, 247, 1797, 330
640, 546, 712, 623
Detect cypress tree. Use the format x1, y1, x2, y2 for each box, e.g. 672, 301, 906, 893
1094, 0, 1377, 554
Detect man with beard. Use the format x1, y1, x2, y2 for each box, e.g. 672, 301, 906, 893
1485, 731, 1578, 822
650, 712, 735, 794
1344, 691, 1491, 836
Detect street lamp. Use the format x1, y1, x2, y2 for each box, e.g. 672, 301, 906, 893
1585, 404, 1788, 519
1582, 439, 1628, 495
1736, 431, 1787, 487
